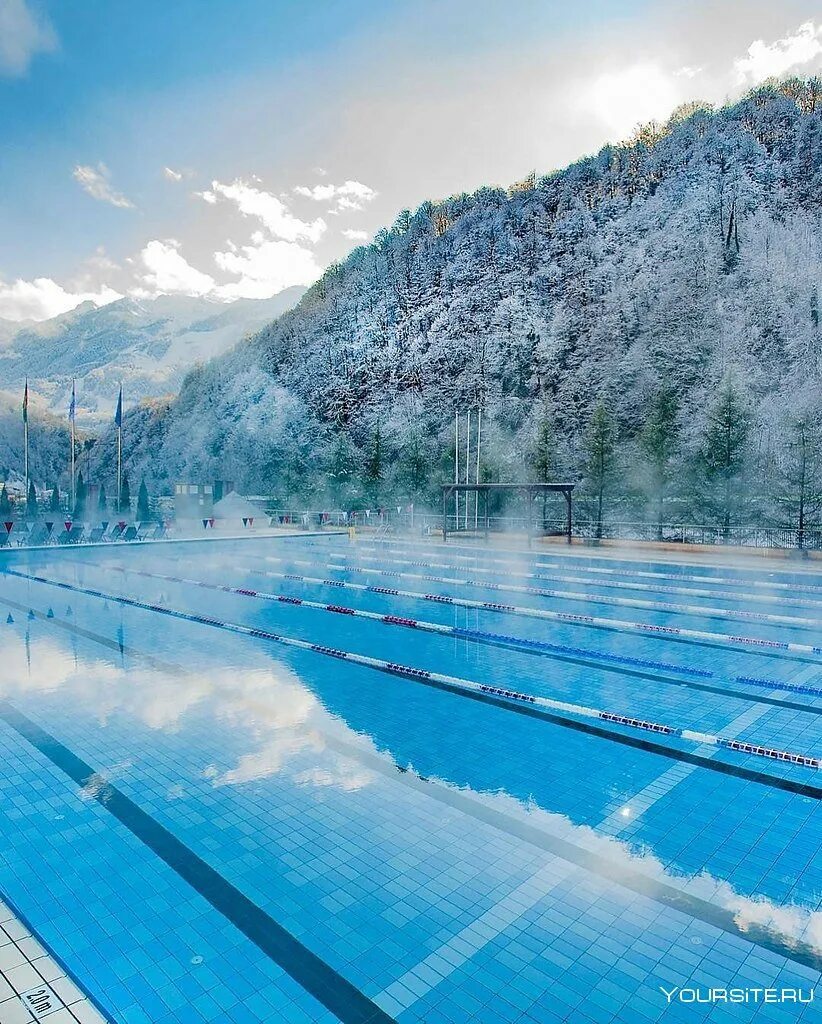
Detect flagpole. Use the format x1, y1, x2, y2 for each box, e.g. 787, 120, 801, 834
23, 377, 29, 500
70, 379, 76, 510
117, 417, 122, 512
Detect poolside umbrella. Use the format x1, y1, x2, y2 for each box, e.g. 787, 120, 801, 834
65, 521, 72, 532
45, 522, 53, 534
4, 522, 12, 534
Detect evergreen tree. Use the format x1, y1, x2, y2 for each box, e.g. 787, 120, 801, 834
638, 388, 679, 539
49, 483, 60, 512
400, 430, 428, 498
779, 411, 822, 549
98, 483, 108, 514
27, 480, 37, 518
119, 472, 131, 514
531, 401, 559, 527
327, 432, 357, 503
74, 471, 87, 519
583, 402, 617, 539
0, 484, 10, 517
364, 424, 383, 502
137, 479, 150, 521
701, 379, 751, 539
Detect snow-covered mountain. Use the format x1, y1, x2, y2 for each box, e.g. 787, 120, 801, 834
99, 81, 821, 531
0, 289, 304, 424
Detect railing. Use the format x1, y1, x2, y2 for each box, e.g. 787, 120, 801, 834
3, 502, 820, 551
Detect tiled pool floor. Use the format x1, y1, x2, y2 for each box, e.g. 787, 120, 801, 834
0, 535, 819, 1023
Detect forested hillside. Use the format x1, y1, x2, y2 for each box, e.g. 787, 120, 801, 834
100, 81, 822, 531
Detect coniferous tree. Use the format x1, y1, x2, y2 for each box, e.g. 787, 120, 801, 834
49, 484, 60, 512
0, 484, 10, 517
74, 471, 87, 519
639, 388, 679, 539
531, 401, 559, 527
584, 402, 617, 539
779, 411, 822, 549
364, 425, 383, 503
137, 479, 150, 521
98, 484, 108, 514
27, 480, 37, 518
700, 379, 751, 539
119, 472, 131, 514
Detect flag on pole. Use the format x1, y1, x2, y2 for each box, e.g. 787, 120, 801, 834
69, 380, 76, 422
114, 386, 123, 427
22, 379, 28, 423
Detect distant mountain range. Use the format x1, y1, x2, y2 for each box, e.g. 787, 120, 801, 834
0, 289, 304, 425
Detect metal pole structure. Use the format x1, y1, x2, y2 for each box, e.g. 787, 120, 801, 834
442, 487, 448, 543
454, 412, 460, 534
464, 410, 471, 531
23, 377, 29, 503
474, 408, 481, 530
70, 381, 76, 511
566, 489, 573, 544
117, 423, 122, 512
116, 382, 123, 515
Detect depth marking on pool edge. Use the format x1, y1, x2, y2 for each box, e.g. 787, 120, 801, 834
6, 596, 822, 977
0, 701, 395, 1024
4, 566, 820, 792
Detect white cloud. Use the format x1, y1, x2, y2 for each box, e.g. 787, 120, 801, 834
294, 179, 377, 213
0, 0, 56, 76
342, 228, 369, 241
213, 236, 321, 299
734, 21, 822, 85
0, 277, 121, 322
73, 163, 135, 209
582, 65, 680, 139
163, 166, 183, 182
137, 239, 215, 297
201, 178, 326, 242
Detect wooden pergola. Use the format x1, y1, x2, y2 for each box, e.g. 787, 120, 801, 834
441, 482, 576, 544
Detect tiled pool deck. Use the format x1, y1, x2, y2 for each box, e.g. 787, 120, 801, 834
0, 534, 819, 1023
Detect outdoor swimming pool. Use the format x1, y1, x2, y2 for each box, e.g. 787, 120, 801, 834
0, 533, 820, 1024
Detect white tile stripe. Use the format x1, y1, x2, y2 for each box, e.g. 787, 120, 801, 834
0, 900, 107, 1023
374, 700, 779, 1016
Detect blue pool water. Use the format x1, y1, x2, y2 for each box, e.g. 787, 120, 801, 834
0, 534, 820, 1023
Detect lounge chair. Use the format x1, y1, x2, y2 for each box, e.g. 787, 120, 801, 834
123, 525, 139, 541
28, 524, 49, 546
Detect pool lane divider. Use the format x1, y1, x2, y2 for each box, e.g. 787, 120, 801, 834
260, 554, 822, 630
109, 564, 710, 677
237, 565, 822, 658
0, 701, 396, 1024
110, 565, 822, 717
355, 539, 822, 595
5, 567, 820, 781
322, 550, 822, 613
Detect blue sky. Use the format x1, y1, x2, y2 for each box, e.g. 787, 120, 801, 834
1, 0, 821, 321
